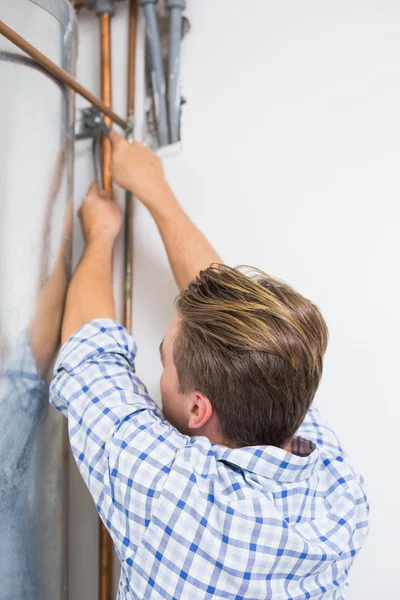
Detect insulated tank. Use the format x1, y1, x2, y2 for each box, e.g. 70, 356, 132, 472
0, 0, 77, 597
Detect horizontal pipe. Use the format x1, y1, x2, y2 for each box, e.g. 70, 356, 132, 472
0, 20, 128, 130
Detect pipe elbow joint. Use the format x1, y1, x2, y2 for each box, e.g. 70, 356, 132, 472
167, 0, 186, 8
84, 0, 123, 15
83, 0, 113, 15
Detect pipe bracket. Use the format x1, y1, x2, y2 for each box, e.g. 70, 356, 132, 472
75, 107, 111, 189
84, 0, 123, 16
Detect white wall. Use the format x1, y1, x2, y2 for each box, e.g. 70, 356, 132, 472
70, 1, 400, 598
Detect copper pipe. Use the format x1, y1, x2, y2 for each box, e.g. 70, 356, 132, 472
123, 192, 133, 334
70, 0, 84, 9
100, 14, 113, 194
0, 21, 127, 130
124, 0, 138, 335
99, 12, 113, 600
99, 521, 112, 600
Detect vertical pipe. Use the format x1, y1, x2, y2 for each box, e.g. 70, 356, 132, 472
99, 11, 113, 600
99, 519, 112, 600
100, 12, 113, 194
140, 0, 169, 146
127, 0, 137, 120
167, 0, 185, 144
124, 0, 138, 335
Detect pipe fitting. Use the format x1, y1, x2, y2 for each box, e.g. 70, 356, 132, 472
167, 0, 186, 9
138, 0, 158, 5
84, 0, 121, 15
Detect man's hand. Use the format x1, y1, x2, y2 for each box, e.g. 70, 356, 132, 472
110, 132, 167, 209
110, 133, 221, 290
79, 181, 122, 246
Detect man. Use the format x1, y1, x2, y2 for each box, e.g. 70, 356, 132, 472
50, 133, 369, 599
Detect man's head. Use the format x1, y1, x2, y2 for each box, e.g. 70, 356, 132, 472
160, 264, 328, 448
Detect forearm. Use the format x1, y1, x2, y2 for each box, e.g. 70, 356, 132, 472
30, 252, 69, 376
61, 240, 116, 344
149, 183, 222, 290
110, 133, 221, 289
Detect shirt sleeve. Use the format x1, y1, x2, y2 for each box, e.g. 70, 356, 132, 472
296, 405, 345, 459
49, 318, 189, 563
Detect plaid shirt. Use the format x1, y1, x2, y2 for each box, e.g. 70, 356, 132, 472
50, 319, 369, 600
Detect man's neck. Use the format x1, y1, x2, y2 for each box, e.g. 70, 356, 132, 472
206, 434, 293, 453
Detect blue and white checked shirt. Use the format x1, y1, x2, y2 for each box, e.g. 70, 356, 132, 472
50, 319, 369, 600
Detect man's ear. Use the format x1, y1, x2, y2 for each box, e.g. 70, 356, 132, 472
187, 392, 213, 430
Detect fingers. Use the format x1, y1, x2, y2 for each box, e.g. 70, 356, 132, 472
84, 181, 110, 199
86, 181, 100, 195
110, 131, 125, 147
99, 191, 112, 201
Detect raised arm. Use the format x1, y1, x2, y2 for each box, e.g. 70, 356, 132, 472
60, 182, 121, 344
51, 182, 188, 564
110, 132, 221, 290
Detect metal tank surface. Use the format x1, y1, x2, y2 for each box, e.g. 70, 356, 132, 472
0, 0, 77, 598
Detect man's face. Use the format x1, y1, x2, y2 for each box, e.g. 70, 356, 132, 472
159, 313, 191, 434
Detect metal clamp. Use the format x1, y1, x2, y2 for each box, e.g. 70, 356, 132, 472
75, 106, 110, 140
126, 113, 135, 143
75, 107, 110, 189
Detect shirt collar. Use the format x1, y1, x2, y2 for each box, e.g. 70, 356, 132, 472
212, 437, 319, 483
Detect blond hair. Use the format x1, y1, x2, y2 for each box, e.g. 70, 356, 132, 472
174, 264, 328, 447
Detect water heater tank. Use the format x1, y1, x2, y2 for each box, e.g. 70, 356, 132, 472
0, 0, 77, 598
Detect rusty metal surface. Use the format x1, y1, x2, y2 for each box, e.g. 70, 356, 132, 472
0, 0, 77, 598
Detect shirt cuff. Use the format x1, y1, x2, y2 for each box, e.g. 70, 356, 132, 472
53, 319, 137, 376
